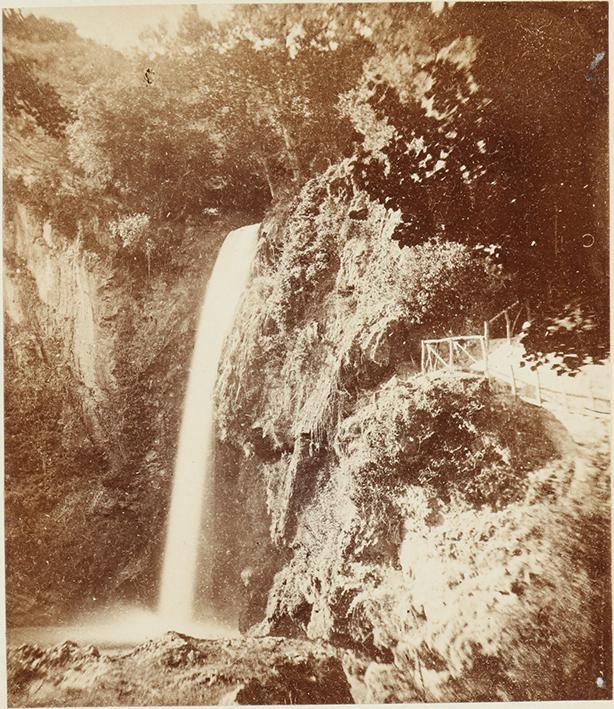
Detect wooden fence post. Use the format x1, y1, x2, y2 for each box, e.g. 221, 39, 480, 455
504, 310, 511, 344
421, 341, 425, 373
484, 320, 490, 350
481, 336, 489, 381
535, 367, 542, 406
511, 303, 523, 339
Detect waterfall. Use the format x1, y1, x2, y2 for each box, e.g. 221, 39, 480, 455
158, 223, 260, 630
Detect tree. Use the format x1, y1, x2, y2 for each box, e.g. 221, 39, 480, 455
3, 10, 73, 137
155, 3, 375, 197
341, 3, 608, 368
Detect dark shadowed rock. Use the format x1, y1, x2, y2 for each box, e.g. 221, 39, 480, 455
230, 656, 353, 705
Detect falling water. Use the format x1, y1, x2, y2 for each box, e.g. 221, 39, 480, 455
158, 223, 260, 630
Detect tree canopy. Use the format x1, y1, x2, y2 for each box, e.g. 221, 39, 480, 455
3, 2, 608, 367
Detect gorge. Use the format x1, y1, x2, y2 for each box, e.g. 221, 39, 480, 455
3, 3, 611, 706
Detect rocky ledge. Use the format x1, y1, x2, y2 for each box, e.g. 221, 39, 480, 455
7, 631, 357, 706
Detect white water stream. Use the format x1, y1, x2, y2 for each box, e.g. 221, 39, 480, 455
157, 223, 260, 630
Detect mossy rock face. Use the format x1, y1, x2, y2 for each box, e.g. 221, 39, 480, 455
216, 173, 611, 702
231, 654, 353, 705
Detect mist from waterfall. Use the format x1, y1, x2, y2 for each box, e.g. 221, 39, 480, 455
158, 223, 260, 630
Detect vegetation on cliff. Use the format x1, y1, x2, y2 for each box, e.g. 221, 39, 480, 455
4, 4, 609, 365
217, 175, 610, 702
3, 3, 610, 703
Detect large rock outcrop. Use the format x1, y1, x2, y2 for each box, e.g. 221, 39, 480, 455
7, 633, 353, 707
4, 203, 117, 446
216, 173, 611, 702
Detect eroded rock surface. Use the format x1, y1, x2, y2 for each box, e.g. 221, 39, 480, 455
7, 632, 354, 707
215, 178, 612, 702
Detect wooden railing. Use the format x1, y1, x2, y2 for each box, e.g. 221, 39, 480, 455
485, 360, 610, 417
421, 335, 488, 375
421, 332, 610, 418
484, 300, 530, 344
422, 302, 529, 376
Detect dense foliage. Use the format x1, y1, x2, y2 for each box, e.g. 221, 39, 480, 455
3, 0, 610, 619
3, 3, 608, 364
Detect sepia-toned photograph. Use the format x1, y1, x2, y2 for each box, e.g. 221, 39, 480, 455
2, 0, 611, 705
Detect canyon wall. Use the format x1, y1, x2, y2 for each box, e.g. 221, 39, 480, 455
3, 202, 241, 624
4, 174, 610, 701
216, 173, 611, 702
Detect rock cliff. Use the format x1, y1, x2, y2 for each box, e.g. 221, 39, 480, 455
4, 172, 610, 701
216, 173, 611, 702
3, 201, 249, 625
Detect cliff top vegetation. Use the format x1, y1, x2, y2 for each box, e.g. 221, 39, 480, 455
3, 2, 609, 367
